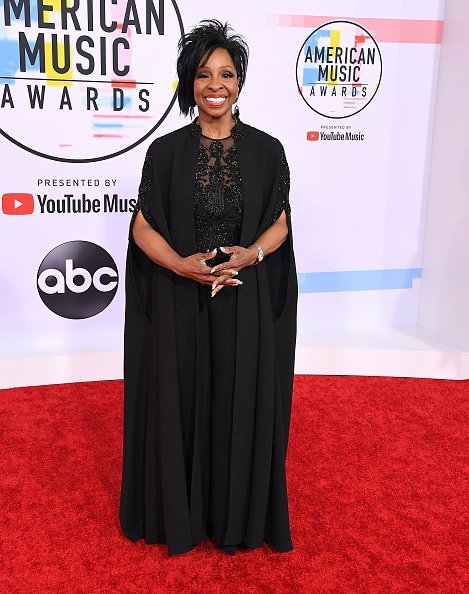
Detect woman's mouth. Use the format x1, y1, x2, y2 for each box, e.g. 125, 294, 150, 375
204, 96, 227, 107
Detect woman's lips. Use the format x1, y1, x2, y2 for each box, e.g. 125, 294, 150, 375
204, 96, 227, 107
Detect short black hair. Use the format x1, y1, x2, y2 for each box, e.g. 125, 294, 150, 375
176, 19, 249, 118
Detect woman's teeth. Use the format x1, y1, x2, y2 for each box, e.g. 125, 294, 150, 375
206, 97, 226, 104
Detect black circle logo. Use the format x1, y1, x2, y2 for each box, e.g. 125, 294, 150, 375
296, 20, 382, 119
37, 241, 119, 319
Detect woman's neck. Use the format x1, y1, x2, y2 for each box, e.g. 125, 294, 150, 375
197, 113, 235, 139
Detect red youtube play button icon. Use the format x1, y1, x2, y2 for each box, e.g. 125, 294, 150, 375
2, 193, 34, 215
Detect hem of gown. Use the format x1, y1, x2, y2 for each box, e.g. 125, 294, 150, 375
120, 530, 294, 556
217, 539, 294, 556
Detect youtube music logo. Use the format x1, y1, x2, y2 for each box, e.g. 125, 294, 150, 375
2, 193, 34, 215
307, 131, 319, 141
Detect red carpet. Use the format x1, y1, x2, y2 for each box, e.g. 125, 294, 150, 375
1, 376, 467, 592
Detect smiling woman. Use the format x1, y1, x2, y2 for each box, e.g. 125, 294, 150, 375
193, 48, 239, 126
120, 19, 298, 557
176, 20, 248, 120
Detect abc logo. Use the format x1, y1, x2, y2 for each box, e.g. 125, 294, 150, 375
37, 241, 119, 319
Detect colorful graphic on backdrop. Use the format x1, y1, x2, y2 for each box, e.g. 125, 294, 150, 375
0, 0, 184, 162
296, 20, 382, 118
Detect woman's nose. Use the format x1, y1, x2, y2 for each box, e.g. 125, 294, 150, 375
207, 78, 224, 90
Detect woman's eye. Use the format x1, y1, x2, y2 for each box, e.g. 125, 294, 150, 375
196, 71, 234, 79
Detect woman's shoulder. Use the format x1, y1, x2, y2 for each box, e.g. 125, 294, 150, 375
146, 123, 193, 153
238, 121, 285, 153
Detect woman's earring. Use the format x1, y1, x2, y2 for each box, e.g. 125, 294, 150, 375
233, 99, 240, 119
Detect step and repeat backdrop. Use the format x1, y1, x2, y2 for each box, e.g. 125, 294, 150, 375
0, 0, 445, 386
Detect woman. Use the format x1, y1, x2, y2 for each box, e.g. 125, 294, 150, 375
119, 19, 298, 556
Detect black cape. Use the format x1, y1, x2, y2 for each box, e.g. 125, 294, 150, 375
119, 119, 298, 555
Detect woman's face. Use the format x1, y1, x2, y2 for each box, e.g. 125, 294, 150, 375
193, 47, 239, 121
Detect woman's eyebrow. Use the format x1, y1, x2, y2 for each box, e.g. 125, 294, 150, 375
196, 64, 235, 70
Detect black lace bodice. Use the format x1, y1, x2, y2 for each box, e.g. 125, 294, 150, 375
190, 119, 244, 264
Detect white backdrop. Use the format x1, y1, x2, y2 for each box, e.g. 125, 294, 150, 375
0, 0, 447, 387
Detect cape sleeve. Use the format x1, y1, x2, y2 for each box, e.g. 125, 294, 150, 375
125, 145, 161, 325
129, 146, 159, 239
262, 142, 297, 322
267, 145, 292, 236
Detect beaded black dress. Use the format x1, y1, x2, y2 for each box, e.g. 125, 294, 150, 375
193, 123, 243, 265
120, 118, 297, 556
192, 121, 247, 554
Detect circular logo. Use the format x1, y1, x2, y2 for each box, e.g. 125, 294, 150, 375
0, 1, 184, 162
296, 20, 382, 119
37, 241, 119, 319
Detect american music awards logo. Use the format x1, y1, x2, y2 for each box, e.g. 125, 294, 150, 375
296, 20, 382, 119
0, 1, 184, 162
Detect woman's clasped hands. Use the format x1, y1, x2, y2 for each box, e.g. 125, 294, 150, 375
210, 245, 259, 297
176, 245, 258, 297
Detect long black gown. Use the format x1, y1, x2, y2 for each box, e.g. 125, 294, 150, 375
119, 118, 297, 556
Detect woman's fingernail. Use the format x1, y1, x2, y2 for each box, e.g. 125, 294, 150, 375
232, 271, 238, 276
210, 269, 215, 273
236, 280, 243, 285
211, 291, 215, 297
